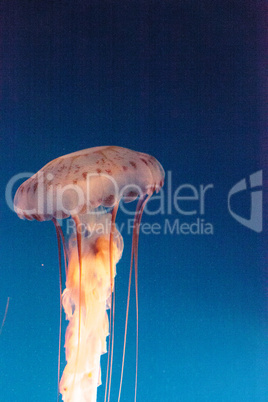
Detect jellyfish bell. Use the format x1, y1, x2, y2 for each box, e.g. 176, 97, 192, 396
14, 146, 164, 220
14, 146, 164, 402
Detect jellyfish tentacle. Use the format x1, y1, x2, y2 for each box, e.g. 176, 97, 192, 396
73, 215, 83, 343
108, 203, 119, 402
70, 215, 83, 400
56, 222, 68, 278
105, 203, 119, 402
118, 194, 149, 402
117, 197, 142, 401
0, 297, 10, 336
133, 193, 152, 402
52, 218, 64, 402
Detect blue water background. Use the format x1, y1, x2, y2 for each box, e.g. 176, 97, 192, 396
1, 2, 267, 401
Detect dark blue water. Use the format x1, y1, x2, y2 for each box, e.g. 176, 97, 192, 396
1, 2, 267, 401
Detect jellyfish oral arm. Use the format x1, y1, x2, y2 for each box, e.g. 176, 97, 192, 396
59, 212, 123, 402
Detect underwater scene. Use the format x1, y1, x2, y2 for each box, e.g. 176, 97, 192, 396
1, 2, 267, 401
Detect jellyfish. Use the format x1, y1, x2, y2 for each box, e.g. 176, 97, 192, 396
14, 146, 164, 402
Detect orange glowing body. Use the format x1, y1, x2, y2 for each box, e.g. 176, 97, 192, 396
60, 215, 123, 401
